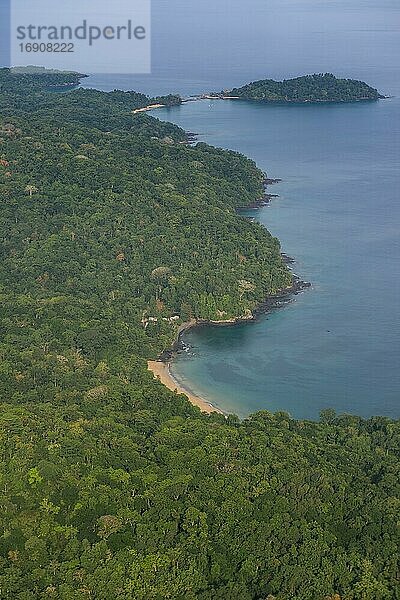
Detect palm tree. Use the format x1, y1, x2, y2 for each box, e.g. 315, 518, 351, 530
25, 185, 38, 197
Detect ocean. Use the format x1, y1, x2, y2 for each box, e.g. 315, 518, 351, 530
83, 0, 400, 419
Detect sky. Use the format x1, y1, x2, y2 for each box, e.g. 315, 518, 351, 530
149, 0, 400, 88
1, 0, 399, 92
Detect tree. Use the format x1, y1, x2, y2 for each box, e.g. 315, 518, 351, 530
151, 266, 172, 300
320, 408, 337, 424
238, 279, 256, 299
0, 68, 397, 600
25, 184, 38, 197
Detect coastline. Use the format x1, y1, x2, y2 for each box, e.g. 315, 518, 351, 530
133, 103, 165, 114
143, 171, 310, 415
182, 94, 386, 106
148, 360, 223, 414
150, 271, 310, 415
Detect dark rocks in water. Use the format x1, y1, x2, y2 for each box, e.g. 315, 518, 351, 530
263, 177, 282, 185
159, 332, 190, 361
158, 348, 174, 362
157, 174, 311, 362
281, 253, 295, 265
237, 176, 282, 210
186, 131, 199, 142
252, 277, 311, 319
158, 276, 311, 362
258, 177, 282, 204
237, 194, 278, 210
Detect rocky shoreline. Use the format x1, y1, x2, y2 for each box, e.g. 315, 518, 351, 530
158, 268, 311, 363
237, 177, 282, 209
158, 177, 311, 363
186, 131, 199, 144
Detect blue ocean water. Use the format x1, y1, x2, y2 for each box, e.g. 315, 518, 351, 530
158, 97, 400, 420
82, 0, 400, 419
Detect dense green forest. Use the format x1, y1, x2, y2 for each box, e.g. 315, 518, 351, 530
0, 69, 398, 599
225, 74, 384, 103
0, 69, 86, 93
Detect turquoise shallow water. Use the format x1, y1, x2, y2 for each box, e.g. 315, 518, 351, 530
83, 0, 400, 419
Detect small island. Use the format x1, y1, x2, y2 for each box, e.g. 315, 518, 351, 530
222, 73, 385, 103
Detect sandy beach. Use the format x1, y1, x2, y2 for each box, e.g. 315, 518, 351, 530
132, 104, 165, 114
148, 360, 222, 414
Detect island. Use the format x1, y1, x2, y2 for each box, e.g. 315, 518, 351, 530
222, 73, 385, 103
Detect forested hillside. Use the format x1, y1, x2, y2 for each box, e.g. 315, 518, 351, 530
0, 68, 85, 92
226, 73, 384, 103
0, 69, 398, 599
